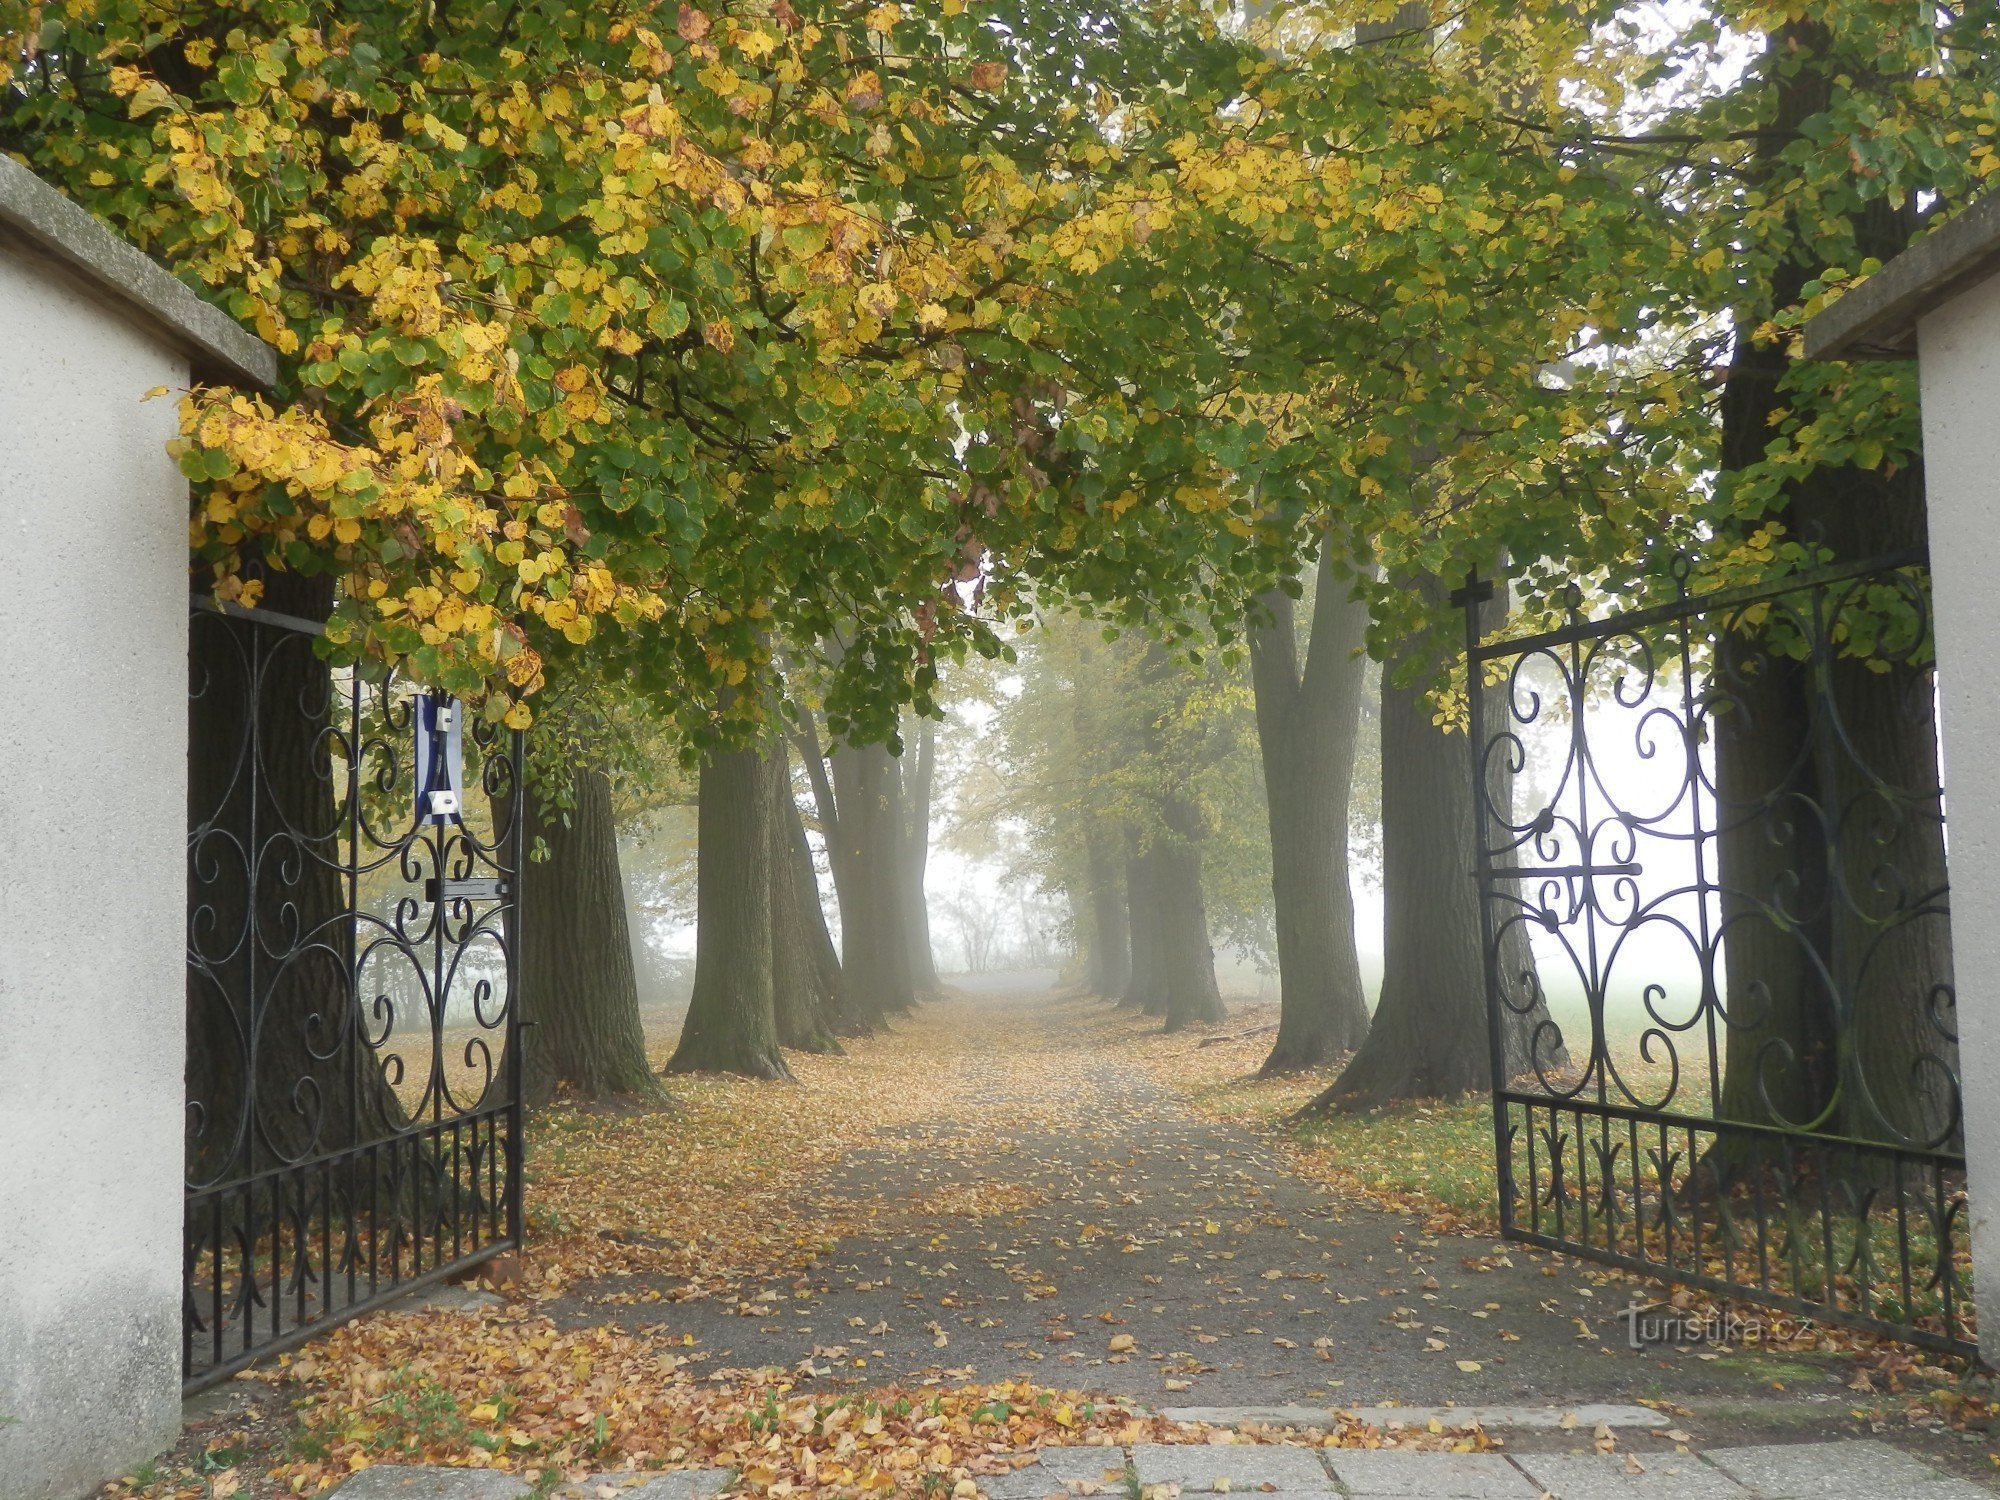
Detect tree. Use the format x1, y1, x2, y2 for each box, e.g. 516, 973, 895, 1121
1081, 825, 1133, 999
825, 738, 921, 1023
899, 715, 943, 995
771, 745, 846, 1055
1247, 544, 1372, 1071
1298, 577, 1562, 1110
669, 735, 793, 1081
1701, 15, 1959, 1150
1112, 642, 1231, 1029
514, 766, 670, 1106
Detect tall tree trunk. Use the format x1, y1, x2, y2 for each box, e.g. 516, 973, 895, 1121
1249, 546, 1372, 1072
827, 738, 919, 1022
1083, 824, 1132, 997
794, 708, 878, 1035
1300, 580, 1561, 1111
900, 716, 942, 993
670, 740, 793, 1080
1121, 831, 1160, 1010
1128, 643, 1225, 1029
1712, 20, 1953, 1149
1155, 796, 1228, 1032
771, 744, 845, 1055
514, 767, 668, 1107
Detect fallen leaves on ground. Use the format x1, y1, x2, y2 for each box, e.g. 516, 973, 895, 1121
1112, 998, 1998, 1430
192, 1302, 1425, 1499
525, 1003, 1117, 1307
116, 985, 1999, 1500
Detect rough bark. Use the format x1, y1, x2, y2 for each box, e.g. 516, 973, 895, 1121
825, 737, 919, 1024
1711, 20, 1954, 1150
1300, 580, 1562, 1111
669, 741, 794, 1080
772, 745, 845, 1055
1083, 823, 1133, 998
1249, 546, 1372, 1071
515, 767, 668, 1106
1154, 795, 1228, 1031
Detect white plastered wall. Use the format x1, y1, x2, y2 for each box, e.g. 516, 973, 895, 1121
0, 238, 188, 1496
1917, 270, 2000, 1367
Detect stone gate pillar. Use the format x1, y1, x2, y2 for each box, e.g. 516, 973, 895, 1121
0, 158, 275, 1500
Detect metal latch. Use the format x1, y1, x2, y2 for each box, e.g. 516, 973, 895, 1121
426, 876, 510, 903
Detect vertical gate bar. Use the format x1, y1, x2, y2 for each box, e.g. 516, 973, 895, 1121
345, 666, 361, 1292
1457, 573, 1513, 1241
211, 1197, 224, 1372
1555, 1110, 1569, 1244
343, 1153, 356, 1312
1688, 1124, 1703, 1279
293, 1169, 305, 1328
368, 1141, 380, 1299
321, 1156, 332, 1327
272, 1176, 283, 1351
409, 1129, 419, 1281
1721, 1139, 1736, 1290
1576, 1113, 1590, 1251
183, 1223, 194, 1382
231, 1181, 244, 1363
1752, 1135, 1771, 1293
391, 1139, 403, 1288
262, 1184, 274, 1360
1936, 1163, 1957, 1337
1626, 1115, 1642, 1263
247, 621, 262, 1198
1894, 1159, 1914, 1324
506, 725, 526, 1249
1815, 1139, 1835, 1312
1676, 595, 1724, 1121
1524, 1103, 1539, 1237
488, 1112, 500, 1239
1565, 628, 1607, 1122
1657, 1120, 1672, 1271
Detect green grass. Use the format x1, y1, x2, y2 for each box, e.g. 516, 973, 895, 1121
1288, 1096, 1503, 1228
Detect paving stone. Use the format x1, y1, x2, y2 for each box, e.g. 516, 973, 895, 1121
1130, 1442, 1333, 1492
330, 1468, 531, 1500
1326, 1451, 1540, 1497
563, 1471, 734, 1500
1160, 1407, 1349, 1429
1343, 1407, 1670, 1432
1701, 1440, 1994, 1497
1511, 1453, 1749, 1498
980, 1445, 1134, 1498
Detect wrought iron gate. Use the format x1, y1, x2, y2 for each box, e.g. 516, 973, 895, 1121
1462, 552, 1970, 1355
184, 601, 524, 1390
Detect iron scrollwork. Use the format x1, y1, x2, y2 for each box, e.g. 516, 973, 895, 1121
1464, 552, 1969, 1355
184, 602, 525, 1390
